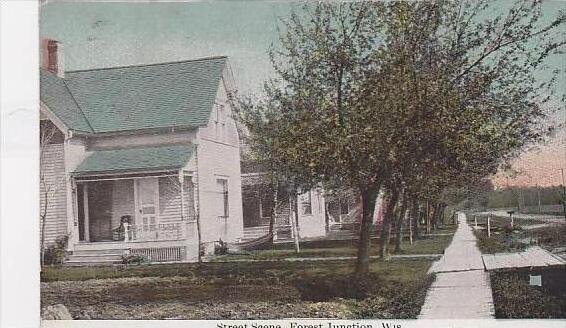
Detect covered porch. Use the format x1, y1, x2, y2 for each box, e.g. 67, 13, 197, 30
69, 145, 200, 263
241, 173, 294, 240
75, 174, 197, 243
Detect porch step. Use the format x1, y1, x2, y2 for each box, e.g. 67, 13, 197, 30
67, 254, 123, 262
242, 226, 270, 240
74, 242, 128, 252
69, 248, 126, 255
65, 258, 121, 266
65, 247, 127, 266
327, 230, 357, 237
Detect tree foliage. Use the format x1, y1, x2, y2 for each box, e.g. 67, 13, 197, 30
237, 0, 565, 275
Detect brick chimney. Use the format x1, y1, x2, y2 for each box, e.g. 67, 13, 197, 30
41, 38, 64, 77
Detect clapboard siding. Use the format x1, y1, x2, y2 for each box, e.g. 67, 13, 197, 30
158, 177, 196, 224
40, 143, 67, 246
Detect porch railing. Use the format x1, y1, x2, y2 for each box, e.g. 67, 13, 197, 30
123, 221, 197, 242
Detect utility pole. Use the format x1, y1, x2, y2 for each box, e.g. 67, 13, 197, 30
537, 184, 541, 214
560, 168, 566, 221
518, 187, 524, 212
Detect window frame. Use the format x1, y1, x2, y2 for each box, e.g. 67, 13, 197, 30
217, 178, 229, 219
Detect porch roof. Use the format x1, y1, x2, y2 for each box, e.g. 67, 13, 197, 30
73, 144, 194, 176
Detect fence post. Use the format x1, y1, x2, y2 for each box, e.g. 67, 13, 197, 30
510, 213, 514, 229
409, 217, 413, 245
474, 216, 477, 229
487, 215, 491, 238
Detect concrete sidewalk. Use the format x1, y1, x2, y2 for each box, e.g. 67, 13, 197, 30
419, 212, 495, 319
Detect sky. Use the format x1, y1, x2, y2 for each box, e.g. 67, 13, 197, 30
40, 0, 566, 187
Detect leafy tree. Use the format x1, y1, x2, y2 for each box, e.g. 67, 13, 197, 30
365, 0, 564, 254
238, 2, 389, 275
238, 0, 565, 275
40, 121, 67, 266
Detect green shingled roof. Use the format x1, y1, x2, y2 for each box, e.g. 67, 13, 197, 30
73, 145, 194, 175
40, 56, 227, 133
40, 70, 94, 133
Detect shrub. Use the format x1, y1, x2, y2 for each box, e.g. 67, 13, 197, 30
214, 240, 229, 255
121, 252, 150, 265
43, 235, 68, 265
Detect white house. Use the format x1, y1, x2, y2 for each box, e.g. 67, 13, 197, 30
40, 39, 243, 264
239, 160, 328, 241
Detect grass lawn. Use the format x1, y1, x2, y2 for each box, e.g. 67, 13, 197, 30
467, 214, 566, 319
471, 221, 566, 254
213, 235, 454, 261
42, 259, 434, 319
490, 267, 566, 318
41, 226, 457, 319
212, 226, 456, 262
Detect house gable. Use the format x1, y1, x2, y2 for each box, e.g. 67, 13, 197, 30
192, 69, 243, 243
197, 71, 240, 147
40, 56, 227, 135
40, 70, 93, 134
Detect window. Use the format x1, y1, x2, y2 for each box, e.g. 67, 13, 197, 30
214, 103, 226, 140
340, 201, 349, 216
40, 120, 65, 144
215, 103, 226, 125
301, 191, 312, 215
217, 179, 229, 219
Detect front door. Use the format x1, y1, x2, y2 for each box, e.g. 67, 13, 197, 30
135, 178, 159, 240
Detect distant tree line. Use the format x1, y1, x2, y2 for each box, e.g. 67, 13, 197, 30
487, 186, 565, 210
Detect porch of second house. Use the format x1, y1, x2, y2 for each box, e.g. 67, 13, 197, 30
241, 181, 295, 242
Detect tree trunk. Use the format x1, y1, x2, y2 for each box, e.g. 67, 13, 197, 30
196, 210, 203, 263
394, 193, 408, 253
268, 180, 278, 237
426, 201, 431, 234
324, 202, 330, 232
430, 203, 439, 231
438, 204, 446, 228
291, 192, 300, 253
355, 186, 379, 276
40, 189, 49, 267
410, 197, 419, 240
379, 189, 399, 259
412, 199, 420, 240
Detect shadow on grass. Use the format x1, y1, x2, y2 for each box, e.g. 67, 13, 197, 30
41, 259, 436, 319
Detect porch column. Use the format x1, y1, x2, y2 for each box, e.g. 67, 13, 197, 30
179, 170, 185, 220
66, 177, 79, 251
83, 184, 90, 242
